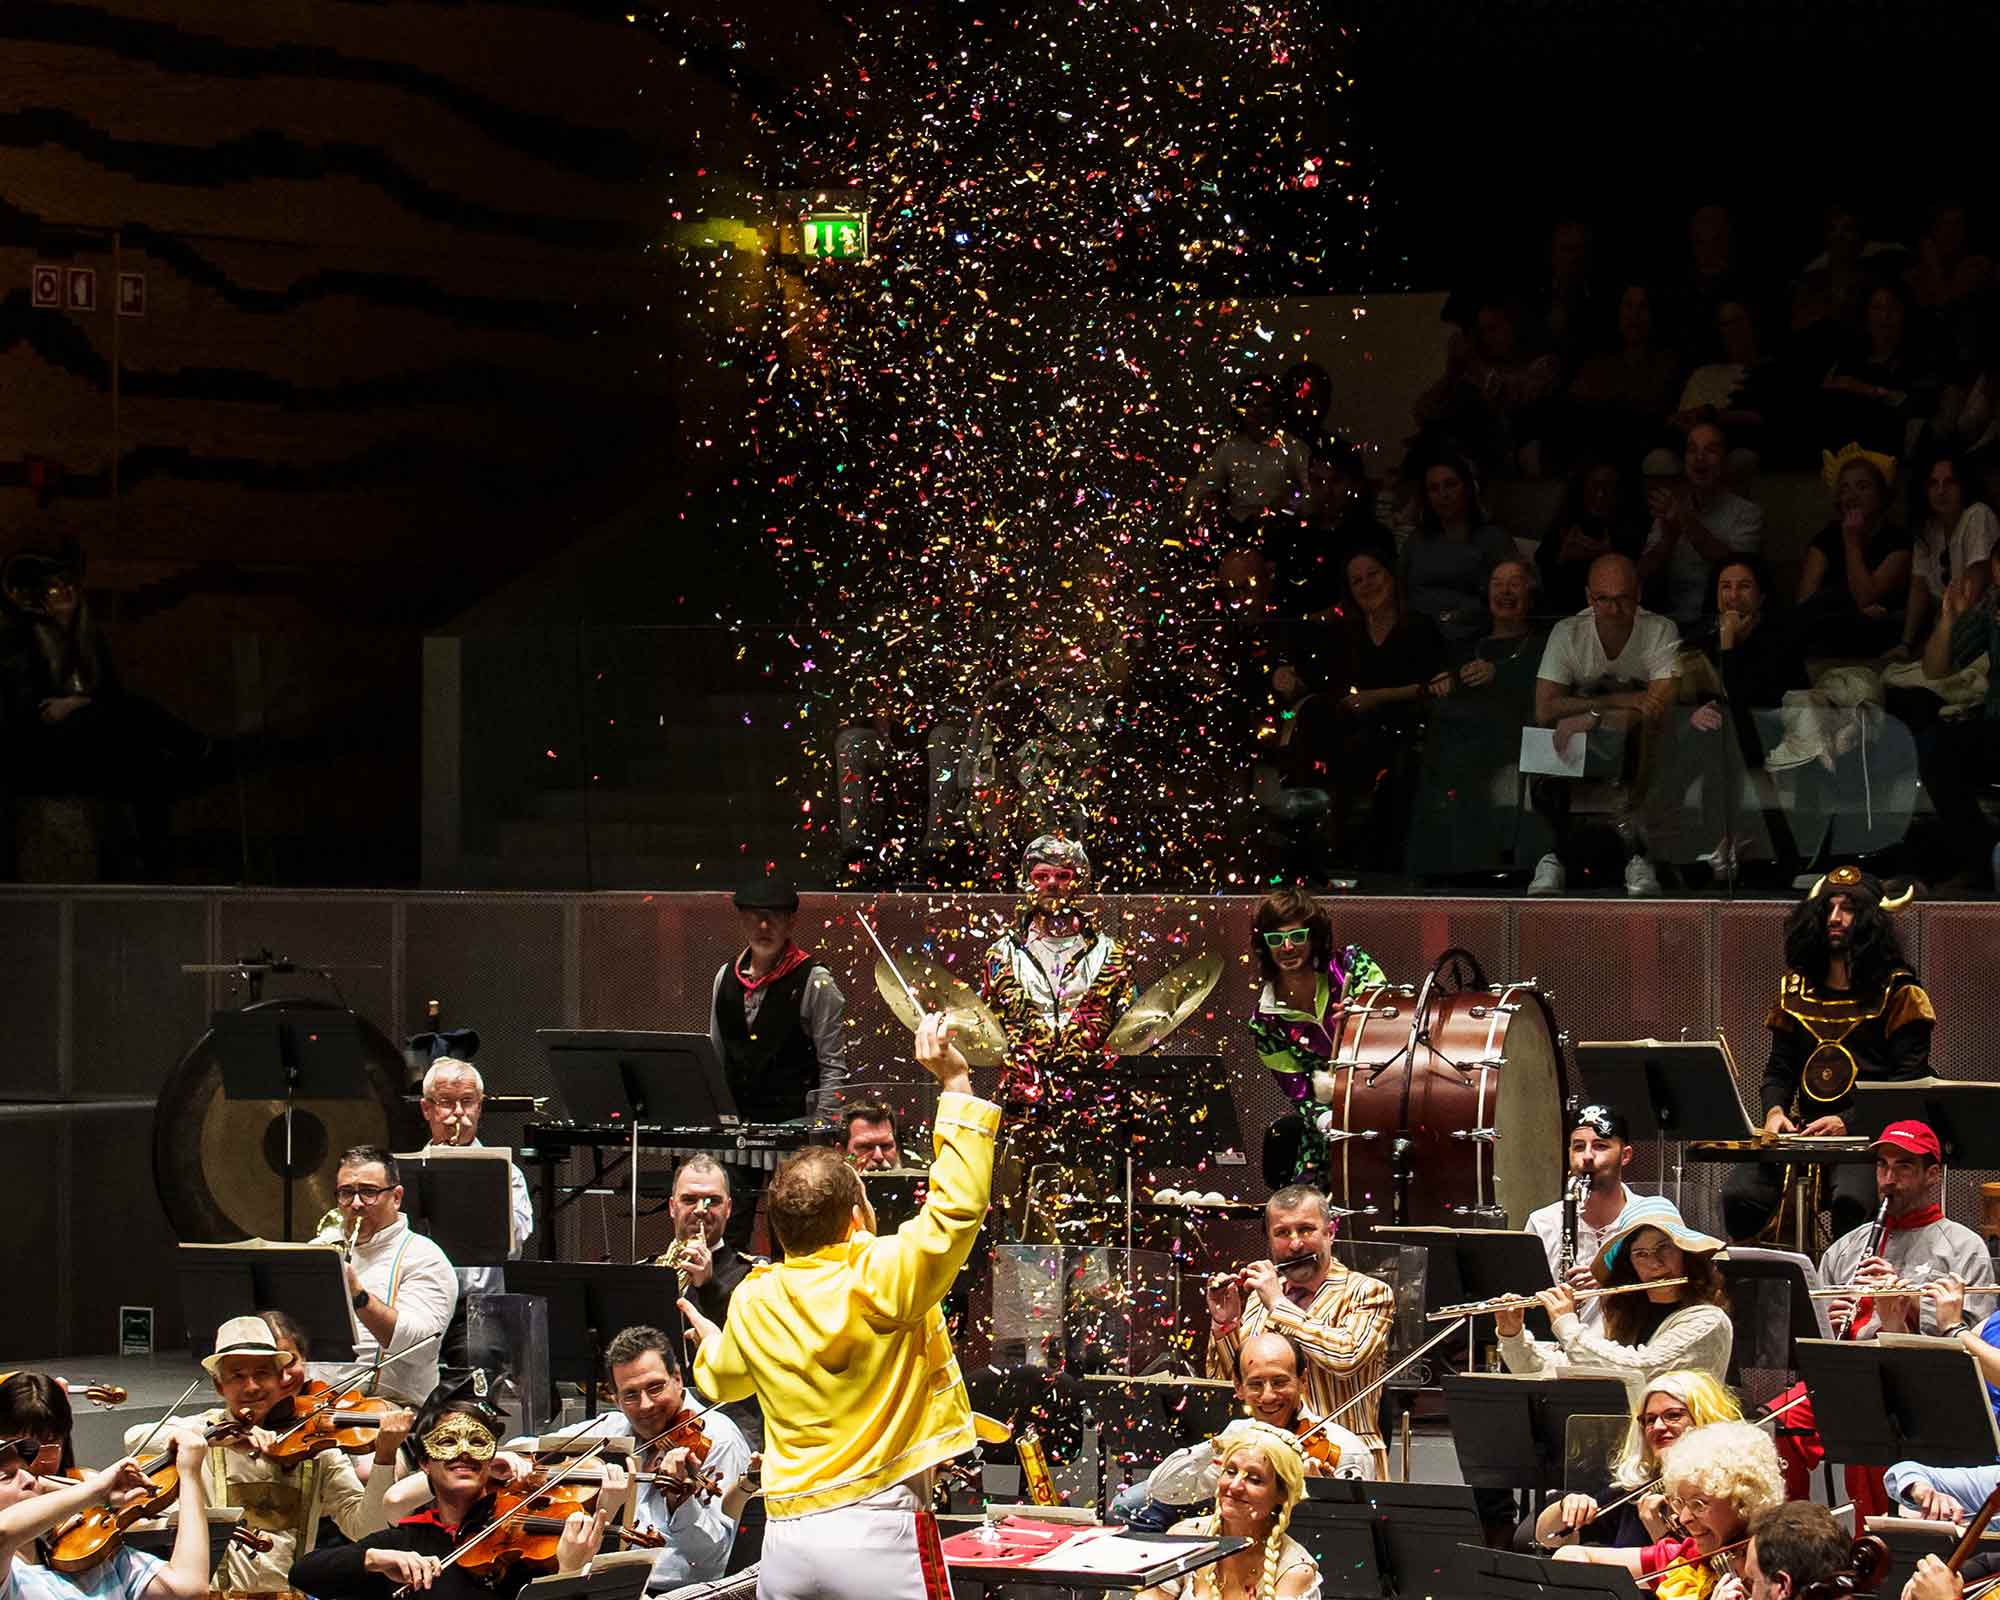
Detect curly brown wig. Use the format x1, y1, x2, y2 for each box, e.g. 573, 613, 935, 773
1600, 1233, 1730, 1346
1252, 888, 1337, 985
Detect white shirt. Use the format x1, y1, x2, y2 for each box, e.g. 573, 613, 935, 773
1642, 489, 1764, 623
557, 1407, 752, 1588
1537, 608, 1682, 695
1523, 1184, 1635, 1330
323, 1216, 458, 1404
1913, 502, 2000, 596
421, 1137, 535, 1302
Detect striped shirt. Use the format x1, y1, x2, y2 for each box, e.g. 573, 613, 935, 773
1206, 1265, 1395, 1462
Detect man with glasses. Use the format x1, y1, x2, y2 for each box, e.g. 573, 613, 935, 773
324, 1146, 459, 1405
1529, 553, 1681, 897
418, 1054, 534, 1366
1638, 421, 1765, 626
1524, 1105, 1640, 1329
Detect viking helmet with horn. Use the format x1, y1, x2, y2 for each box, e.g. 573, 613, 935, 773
1805, 863, 1915, 914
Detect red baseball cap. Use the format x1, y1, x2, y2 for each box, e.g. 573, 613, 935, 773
1871, 1120, 1942, 1160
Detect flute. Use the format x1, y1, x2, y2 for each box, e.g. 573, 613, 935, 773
1427, 1277, 1688, 1321
1206, 1252, 1320, 1292
1809, 1282, 2000, 1298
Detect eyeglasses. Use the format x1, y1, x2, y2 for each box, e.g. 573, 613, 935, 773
1642, 1407, 1691, 1431
424, 1096, 482, 1114
1668, 1494, 1714, 1520
335, 1185, 393, 1204
0, 1437, 54, 1469
1262, 928, 1312, 948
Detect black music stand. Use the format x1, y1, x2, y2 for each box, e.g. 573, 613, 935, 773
517, 1553, 656, 1600
538, 1029, 739, 1259
1794, 1337, 2000, 1468
1866, 1518, 2000, 1600
1853, 1079, 2000, 1167
1374, 1226, 1556, 1355
177, 1241, 358, 1363
1291, 1481, 1488, 1600
1470, 1546, 1651, 1600
1717, 1247, 1827, 1380
398, 1146, 515, 1266
1574, 1039, 1754, 1142
126, 1509, 248, 1573
504, 1261, 682, 1420
211, 1006, 372, 1241
1441, 1372, 1632, 1496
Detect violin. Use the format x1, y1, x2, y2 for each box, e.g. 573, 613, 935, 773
452, 1481, 665, 1580
1293, 1416, 1344, 1474
642, 1409, 724, 1503
259, 1381, 401, 1462
54, 1382, 128, 1410
48, 1417, 249, 1574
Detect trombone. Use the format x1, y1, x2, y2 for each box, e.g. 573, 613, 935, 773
1428, 1277, 1689, 1321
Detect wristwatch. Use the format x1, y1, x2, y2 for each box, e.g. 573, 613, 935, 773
352, 1288, 371, 1311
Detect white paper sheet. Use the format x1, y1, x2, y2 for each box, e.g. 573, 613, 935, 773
1518, 725, 1586, 777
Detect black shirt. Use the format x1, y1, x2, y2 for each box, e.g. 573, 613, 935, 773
293, 1510, 538, 1600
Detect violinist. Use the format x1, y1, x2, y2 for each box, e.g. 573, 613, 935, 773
121, 1316, 410, 1595
289, 1406, 624, 1600
569, 1326, 751, 1590
1205, 1185, 1394, 1475
0, 1423, 212, 1600
0, 1376, 74, 1485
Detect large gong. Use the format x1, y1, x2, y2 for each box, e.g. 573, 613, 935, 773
154, 998, 417, 1242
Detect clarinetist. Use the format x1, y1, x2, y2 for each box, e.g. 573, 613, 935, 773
1525, 1104, 1641, 1330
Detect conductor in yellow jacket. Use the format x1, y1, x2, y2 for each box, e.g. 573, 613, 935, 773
680, 1013, 996, 1600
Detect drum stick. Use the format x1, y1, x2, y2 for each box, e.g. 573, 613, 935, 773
855, 910, 925, 1016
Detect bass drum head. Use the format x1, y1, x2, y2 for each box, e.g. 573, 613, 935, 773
1490, 988, 1567, 1229
154, 998, 415, 1242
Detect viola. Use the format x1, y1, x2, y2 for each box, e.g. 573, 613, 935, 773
643, 1409, 723, 1502
48, 1416, 250, 1574
260, 1381, 400, 1462
1293, 1418, 1344, 1474
452, 1482, 666, 1580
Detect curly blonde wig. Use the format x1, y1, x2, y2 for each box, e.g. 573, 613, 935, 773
1194, 1421, 1308, 1600
1611, 1370, 1743, 1490
1658, 1419, 1784, 1522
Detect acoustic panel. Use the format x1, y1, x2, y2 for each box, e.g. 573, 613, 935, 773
214, 896, 395, 1026
0, 1112, 67, 1357
71, 897, 210, 1100
0, 898, 62, 1098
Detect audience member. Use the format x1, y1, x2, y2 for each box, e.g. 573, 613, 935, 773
1669, 300, 1777, 474
1816, 279, 1939, 461
1253, 658, 1345, 877
1791, 201, 1906, 351
1529, 218, 1607, 379
1906, 200, 1992, 361
1917, 550, 2000, 889
1567, 283, 1683, 462
1281, 360, 1347, 465
1529, 554, 1679, 897
1684, 558, 1812, 880
1639, 422, 1766, 625
1402, 455, 1517, 641
1930, 319, 2000, 470
1671, 205, 1748, 360
1189, 379, 1310, 541
1268, 442, 1389, 621
1339, 547, 1444, 874
1797, 444, 1912, 657
1900, 448, 1998, 656
1412, 296, 1560, 478
1538, 457, 1649, 617
1411, 558, 1550, 877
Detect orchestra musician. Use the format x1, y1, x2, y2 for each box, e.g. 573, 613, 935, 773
289, 1404, 625, 1600
1111, 1331, 1357, 1534
1495, 1195, 1732, 1404
417, 1051, 535, 1367
120, 1315, 411, 1593
1524, 1104, 1641, 1328
1734, 1502, 1857, 1600
1205, 1185, 1394, 1476
320, 1147, 458, 1407
1721, 866, 1933, 1243
1554, 1419, 1784, 1600
1134, 1421, 1322, 1600
1878, 1264, 2000, 1521
0, 1374, 76, 1482
0, 1419, 214, 1600
679, 1015, 994, 1600
1534, 1370, 1743, 1552
841, 1103, 901, 1172
1244, 887, 1387, 1189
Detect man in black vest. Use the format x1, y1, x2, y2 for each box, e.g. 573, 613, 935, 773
708, 877, 848, 1248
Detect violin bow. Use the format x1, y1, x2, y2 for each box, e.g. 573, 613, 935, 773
262, 1329, 447, 1451
1947, 1482, 2000, 1573
125, 1377, 211, 1460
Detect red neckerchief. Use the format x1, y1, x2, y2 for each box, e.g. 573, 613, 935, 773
1885, 1203, 1943, 1232
736, 942, 809, 993
398, 1507, 464, 1535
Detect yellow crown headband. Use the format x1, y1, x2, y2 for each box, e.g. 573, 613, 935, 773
1822, 441, 1897, 494
1211, 1417, 1307, 1469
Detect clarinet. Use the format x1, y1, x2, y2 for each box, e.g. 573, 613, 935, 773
1835, 1196, 1893, 1340
1559, 1173, 1587, 1278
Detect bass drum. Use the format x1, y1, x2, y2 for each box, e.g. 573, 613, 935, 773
154, 998, 416, 1243
1322, 980, 1566, 1232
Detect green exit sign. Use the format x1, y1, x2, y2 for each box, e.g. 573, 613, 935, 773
803, 212, 868, 261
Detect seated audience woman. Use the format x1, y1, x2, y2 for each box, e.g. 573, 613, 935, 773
1401, 456, 1517, 641
1797, 443, 1911, 657
1900, 447, 1997, 656
1338, 547, 1443, 874
1537, 458, 1649, 617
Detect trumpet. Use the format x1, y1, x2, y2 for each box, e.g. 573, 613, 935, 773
1427, 1277, 1689, 1321
312, 1207, 360, 1262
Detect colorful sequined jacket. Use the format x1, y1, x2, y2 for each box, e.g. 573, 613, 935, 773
981, 914, 1136, 1107
1245, 944, 1387, 1104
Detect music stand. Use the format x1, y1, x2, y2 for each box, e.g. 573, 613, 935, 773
1374, 1226, 1556, 1361
1470, 1546, 1651, 1600
1793, 1337, 2000, 1468
517, 1552, 656, 1600
1853, 1079, 2000, 1168
125, 1508, 246, 1573
1575, 1038, 1755, 1211
1441, 1372, 1632, 1496
504, 1261, 683, 1420
945, 1530, 1251, 1592
177, 1241, 358, 1364
537, 1029, 738, 1258
1865, 1517, 2000, 1600
211, 1006, 372, 1240
1717, 1247, 1828, 1380
1292, 1481, 1489, 1600
398, 1146, 515, 1266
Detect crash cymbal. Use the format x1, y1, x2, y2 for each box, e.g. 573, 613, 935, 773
1104, 951, 1223, 1056
873, 951, 1008, 1068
